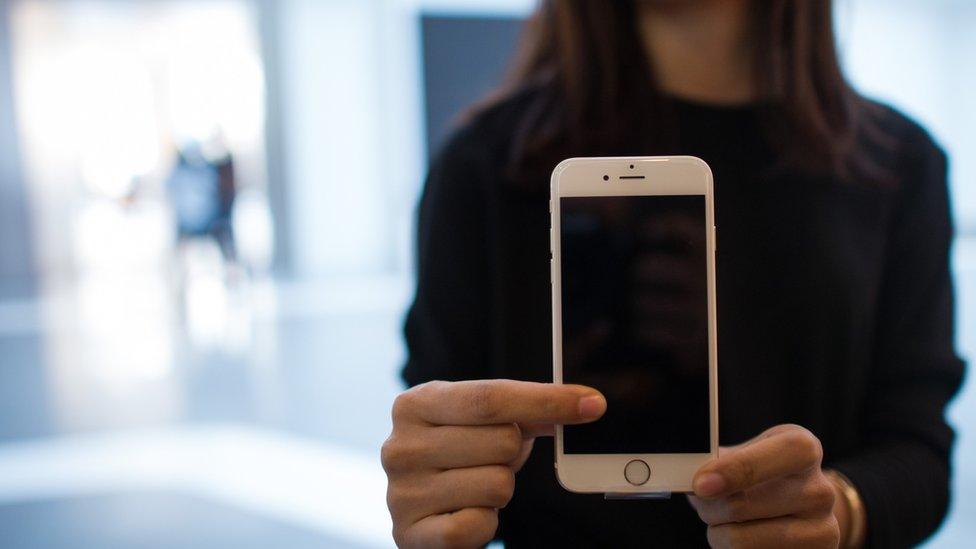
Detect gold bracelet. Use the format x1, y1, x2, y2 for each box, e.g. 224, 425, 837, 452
826, 469, 867, 549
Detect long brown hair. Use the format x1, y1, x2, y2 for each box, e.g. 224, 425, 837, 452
481, 0, 885, 184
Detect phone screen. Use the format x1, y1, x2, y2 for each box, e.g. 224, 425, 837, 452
560, 195, 710, 454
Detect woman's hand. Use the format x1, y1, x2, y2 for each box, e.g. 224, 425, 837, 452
688, 424, 842, 548
381, 379, 606, 548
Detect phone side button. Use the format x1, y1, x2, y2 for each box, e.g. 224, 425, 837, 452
624, 459, 651, 486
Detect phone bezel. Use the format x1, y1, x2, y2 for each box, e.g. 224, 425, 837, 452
550, 156, 719, 494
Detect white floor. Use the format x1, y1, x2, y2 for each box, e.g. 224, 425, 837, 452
0, 425, 392, 548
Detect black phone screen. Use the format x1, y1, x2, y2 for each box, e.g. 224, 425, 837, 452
560, 195, 710, 454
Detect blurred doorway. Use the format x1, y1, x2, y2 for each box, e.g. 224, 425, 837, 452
9, 0, 275, 430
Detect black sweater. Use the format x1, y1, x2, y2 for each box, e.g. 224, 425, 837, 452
402, 94, 965, 548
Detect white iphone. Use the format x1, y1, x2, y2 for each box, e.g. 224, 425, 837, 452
551, 156, 719, 495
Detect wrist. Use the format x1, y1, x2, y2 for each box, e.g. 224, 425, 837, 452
825, 469, 866, 548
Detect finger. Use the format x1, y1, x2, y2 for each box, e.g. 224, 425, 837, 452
424, 424, 525, 469
687, 472, 835, 525
390, 465, 515, 523
400, 507, 498, 549
694, 425, 823, 498
706, 516, 839, 549
412, 379, 606, 426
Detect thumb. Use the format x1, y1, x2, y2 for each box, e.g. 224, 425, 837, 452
519, 423, 556, 439
512, 437, 536, 472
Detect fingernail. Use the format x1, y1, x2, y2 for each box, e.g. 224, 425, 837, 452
578, 395, 606, 419
695, 472, 726, 497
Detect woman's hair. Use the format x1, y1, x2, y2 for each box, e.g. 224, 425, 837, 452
480, 0, 886, 184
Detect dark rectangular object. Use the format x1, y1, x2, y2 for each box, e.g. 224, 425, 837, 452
420, 14, 523, 158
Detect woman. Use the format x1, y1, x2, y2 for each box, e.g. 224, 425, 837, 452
382, 1, 964, 547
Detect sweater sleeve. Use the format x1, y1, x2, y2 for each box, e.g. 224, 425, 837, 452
401, 128, 494, 387
831, 133, 965, 548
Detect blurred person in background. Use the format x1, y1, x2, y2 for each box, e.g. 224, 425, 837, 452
165, 134, 239, 265
383, 1, 965, 548
164, 132, 241, 325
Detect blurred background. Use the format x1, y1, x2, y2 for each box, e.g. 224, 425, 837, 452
0, 0, 972, 547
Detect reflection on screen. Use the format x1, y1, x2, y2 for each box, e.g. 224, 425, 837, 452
561, 195, 709, 454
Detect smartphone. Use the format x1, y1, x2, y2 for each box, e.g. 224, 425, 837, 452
551, 156, 719, 494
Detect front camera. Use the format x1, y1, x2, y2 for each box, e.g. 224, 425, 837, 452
603, 175, 609, 181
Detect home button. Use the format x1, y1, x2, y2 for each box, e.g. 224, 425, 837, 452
624, 460, 651, 486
